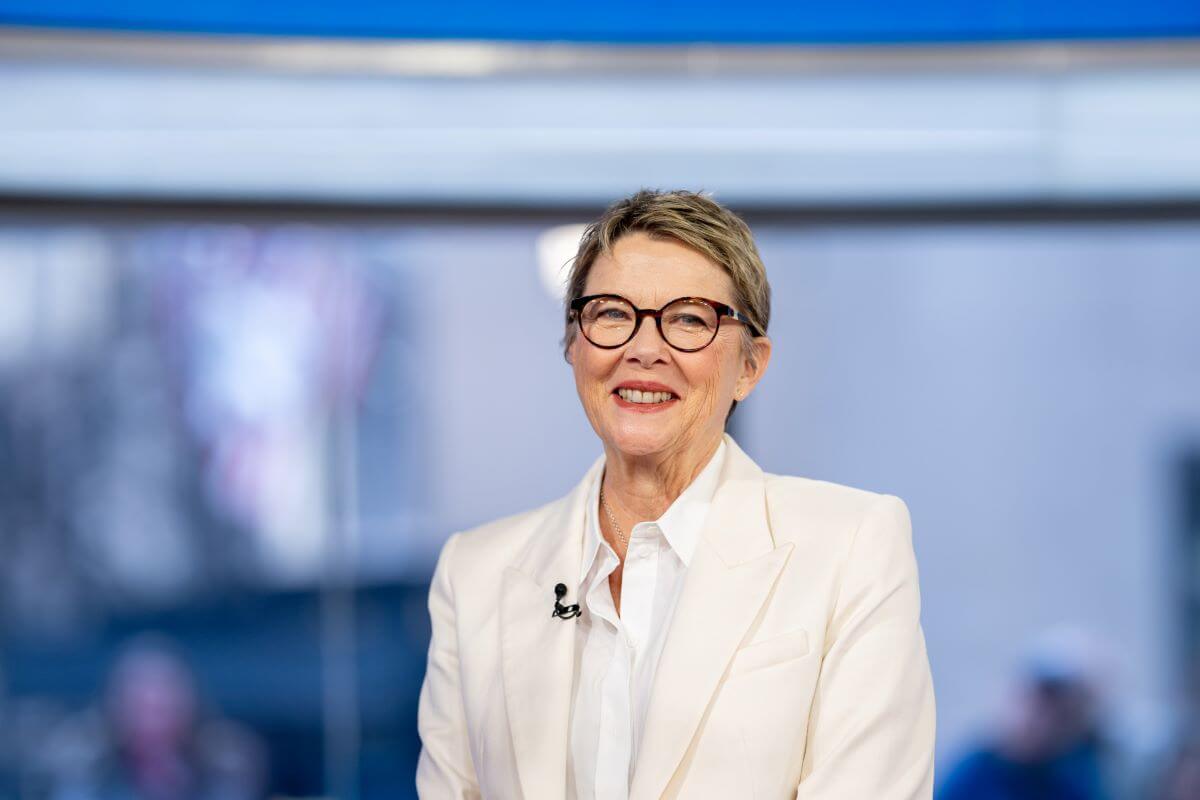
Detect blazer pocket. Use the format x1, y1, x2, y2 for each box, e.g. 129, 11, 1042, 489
727, 627, 811, 677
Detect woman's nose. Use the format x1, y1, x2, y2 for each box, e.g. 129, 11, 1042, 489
625, 314, 670, 366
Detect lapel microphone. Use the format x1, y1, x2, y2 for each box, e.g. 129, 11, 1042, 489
552, 583, 581, 620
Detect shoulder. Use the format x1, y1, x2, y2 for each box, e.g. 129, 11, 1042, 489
763, 472, 908, 526
760, 472, 914, 558
434, 492, 569, 581
457, 498, 556, 553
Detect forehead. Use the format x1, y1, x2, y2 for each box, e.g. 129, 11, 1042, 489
583, 231, 733, 306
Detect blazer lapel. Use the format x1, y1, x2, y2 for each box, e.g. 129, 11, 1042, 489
500, 453, 602, 800
630, 435, 793, 800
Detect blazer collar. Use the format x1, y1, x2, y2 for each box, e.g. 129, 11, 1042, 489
511, 450, 603, 588
704, 432, 778, 565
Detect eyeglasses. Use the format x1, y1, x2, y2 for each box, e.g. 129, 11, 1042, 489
568, 293, 761, 353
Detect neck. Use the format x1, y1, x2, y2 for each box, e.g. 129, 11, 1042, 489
600, 432, 723, 523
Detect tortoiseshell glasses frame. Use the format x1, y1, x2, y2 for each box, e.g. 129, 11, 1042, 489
568, 293, 762, 353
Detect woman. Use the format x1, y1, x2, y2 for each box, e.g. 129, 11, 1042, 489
417, 189, 936, 799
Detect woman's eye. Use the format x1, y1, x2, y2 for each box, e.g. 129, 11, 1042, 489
599, 308, 631, 320
670, 313, 707, 327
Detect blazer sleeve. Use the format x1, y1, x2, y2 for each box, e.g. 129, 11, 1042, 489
416, 532, 483, 799
795, 494, 937, 800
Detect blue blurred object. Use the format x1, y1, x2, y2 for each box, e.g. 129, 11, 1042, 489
937, 741, 1112, 800
1, 0, 1199, 42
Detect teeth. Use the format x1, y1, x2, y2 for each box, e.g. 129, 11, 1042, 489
617, 388, 675, 404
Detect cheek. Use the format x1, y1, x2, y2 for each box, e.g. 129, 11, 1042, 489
571, 345, 616, 405
679, 348, 736, 425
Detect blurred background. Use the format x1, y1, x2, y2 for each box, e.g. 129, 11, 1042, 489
1, 2, 1200, 799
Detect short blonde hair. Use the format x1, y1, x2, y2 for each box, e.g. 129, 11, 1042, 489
562, 188, 772, 419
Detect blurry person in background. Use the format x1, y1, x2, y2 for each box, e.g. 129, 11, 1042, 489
937, 628, 1122, 800
42, 634, 266, 800
416, 189, 935, 799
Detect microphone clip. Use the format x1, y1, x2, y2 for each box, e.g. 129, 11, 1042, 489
552, 583, 581, 620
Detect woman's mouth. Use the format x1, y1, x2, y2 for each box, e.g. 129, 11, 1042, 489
611, 387, 678, 412
615, 387, 676, 404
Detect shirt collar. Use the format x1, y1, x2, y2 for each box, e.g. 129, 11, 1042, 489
579, 438, 727, 581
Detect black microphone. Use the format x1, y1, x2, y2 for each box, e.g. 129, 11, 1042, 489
552, 583, 581, 620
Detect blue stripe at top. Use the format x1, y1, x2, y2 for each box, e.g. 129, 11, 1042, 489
1, 0, 1199, 43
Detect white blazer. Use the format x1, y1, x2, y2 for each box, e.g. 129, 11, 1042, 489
417, 434, 936, 799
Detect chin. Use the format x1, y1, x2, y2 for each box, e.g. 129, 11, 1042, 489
603, 418, 680, 458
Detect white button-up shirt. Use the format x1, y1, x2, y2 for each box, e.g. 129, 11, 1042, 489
567, 440, 727, 800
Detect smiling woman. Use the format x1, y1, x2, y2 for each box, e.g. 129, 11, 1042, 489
416, 189, 936, 800
566, 230, 770, 504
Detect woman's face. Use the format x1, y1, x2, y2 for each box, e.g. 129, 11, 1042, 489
568, 231, 770, 463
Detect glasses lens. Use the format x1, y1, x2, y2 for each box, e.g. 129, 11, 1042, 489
662, 299, 719, 350
580, 296, 636, 347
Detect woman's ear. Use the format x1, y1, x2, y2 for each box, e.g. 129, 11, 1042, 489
735, 336, 772, 400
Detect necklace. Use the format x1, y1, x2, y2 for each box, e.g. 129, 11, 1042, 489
598, 485, 629, 551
